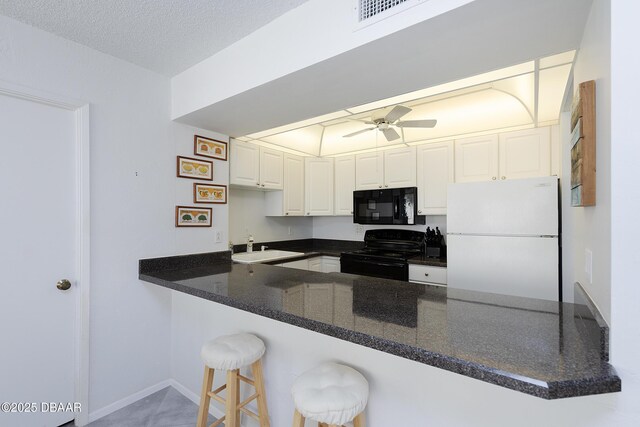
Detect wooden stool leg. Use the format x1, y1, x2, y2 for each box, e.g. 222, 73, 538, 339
292, 409, 305, 427
236, 371, 241, 427
353, 412, 366, 427
251, 359, 271, 427
226, 369, 239, 427
197, 366, 214, 427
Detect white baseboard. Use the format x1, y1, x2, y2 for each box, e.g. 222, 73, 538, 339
87, 379, 172, 423
169, 378, 226, 420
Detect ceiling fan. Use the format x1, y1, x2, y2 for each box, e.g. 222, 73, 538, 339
343, 105, 437, 142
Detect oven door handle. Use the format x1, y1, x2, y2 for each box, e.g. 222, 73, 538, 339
372, 261, 407, 268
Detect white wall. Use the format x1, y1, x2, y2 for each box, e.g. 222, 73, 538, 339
312, 216, 446, 242
174, 126, 229, 254
561, 0, 611, 322
229, 188, 313, 244
610, 0, 640, 423
0, 14, 228, 419
171, 0, 473, 119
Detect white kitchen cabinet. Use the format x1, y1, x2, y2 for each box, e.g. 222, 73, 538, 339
278, 259, 309, 270
356, 147, 417, 190
264, 153, 304, 216
304, 283, 334, 323
384, 146, 417, 188
355, 152, 384, 190
409, 264, 447, 286
259, 147, 284, 189
454, 135, 499, 183
416, 141, 454, 215
308, 257, 323, 272
230, 140, 283, 189
454, 128, 552, 183
498, 127, 551, 180
321, 256, 341, 273
334, 155, 356, 216
230, 140, 260, 187
305, 157, 334, 216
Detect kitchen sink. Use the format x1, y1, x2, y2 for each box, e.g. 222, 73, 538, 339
231, 250, 305, 264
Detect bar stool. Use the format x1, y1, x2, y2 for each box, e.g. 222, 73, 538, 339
291, 362, 368, 427
196, 333, 270, 427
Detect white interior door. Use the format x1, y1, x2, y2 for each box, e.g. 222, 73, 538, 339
0, 94, 76, 426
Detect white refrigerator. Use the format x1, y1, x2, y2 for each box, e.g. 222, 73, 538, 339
447, 176, 560, 301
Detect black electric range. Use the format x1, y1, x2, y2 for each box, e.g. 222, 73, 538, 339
340, 229, 425, 281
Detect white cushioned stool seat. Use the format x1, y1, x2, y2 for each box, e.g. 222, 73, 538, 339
292, 362, 369, 425
200, 333, 265, 371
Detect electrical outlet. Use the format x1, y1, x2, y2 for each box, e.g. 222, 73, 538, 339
585, 249, 593, 284
215, 231, 222, 243
288, 226, 292, 236
356, 225, 365, 235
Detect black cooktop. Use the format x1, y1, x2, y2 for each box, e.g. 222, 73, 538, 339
342, 229, 426, 261
345, 248, 421, 260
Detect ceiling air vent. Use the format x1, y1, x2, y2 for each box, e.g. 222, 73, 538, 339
358, 0, 409, 21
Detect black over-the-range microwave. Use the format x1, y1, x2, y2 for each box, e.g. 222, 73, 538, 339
353, 187, 425, 225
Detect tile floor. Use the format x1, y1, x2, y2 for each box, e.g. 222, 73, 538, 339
62, 386, 216, 427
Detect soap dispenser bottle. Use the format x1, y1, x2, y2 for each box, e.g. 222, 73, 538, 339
247, 235, 254, 253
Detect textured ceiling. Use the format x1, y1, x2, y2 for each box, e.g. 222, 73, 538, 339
0, 0, 309, 76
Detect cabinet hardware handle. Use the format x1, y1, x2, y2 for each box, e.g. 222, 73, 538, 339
385, 185, 389, 188
350, 211, 353, 214
256, 182, 260, 186
418, 210, 422, 214
307, 212, 310, 215
492, 177, 497, 180
261, 184, 265, 187
285, 212, 289, 215
379, 185, 382, 188
425, 273, 429, 277
501, 176, 506, 180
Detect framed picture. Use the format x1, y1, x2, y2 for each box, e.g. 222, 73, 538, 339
175, 206, 212, 227
177, 156, 213, 180
194, 183, 227, 204
194, 135, 228, 161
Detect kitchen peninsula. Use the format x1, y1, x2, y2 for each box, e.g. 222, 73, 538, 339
139, 251, 620, 401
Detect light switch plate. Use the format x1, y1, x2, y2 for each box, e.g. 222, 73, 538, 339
215, 231, 222, 243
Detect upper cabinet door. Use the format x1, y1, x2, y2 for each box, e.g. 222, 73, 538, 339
384, 146, 417, 188
454, 135, 499, 182
417, 141, 454, 215
499, 127, 551, 180
305, 157, 334, 216
334, 155, 356, 216
355, 152, 384, 190
259, 147, 284, 189
283, 153, 305, 216
230, 140, 260, 187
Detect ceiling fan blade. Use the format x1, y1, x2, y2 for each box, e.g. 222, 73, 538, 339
384, 105, 412, 123
395, 119, 438, 128
347, 118, 375, 124
381, 127, 401, 142
343, 127, 375, 138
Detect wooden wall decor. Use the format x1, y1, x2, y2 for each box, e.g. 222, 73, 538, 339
570, 80, 596, 207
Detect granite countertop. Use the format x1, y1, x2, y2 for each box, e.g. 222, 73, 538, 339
233, 238, 448, 267
139, 251, 619, 400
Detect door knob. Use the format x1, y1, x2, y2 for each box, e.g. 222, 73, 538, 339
56, 279, 71, 291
